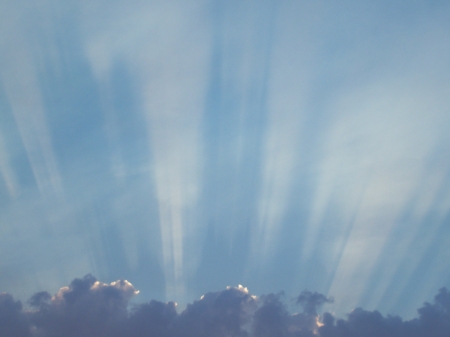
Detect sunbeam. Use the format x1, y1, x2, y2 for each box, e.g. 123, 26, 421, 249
0, 0, 449, 322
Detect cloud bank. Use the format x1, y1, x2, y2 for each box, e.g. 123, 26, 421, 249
1, 275, 449, 337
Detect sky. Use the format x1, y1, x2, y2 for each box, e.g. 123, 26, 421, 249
1, 0, 450, 329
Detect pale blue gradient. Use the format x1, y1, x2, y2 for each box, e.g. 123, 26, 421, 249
0, 0, 449, 319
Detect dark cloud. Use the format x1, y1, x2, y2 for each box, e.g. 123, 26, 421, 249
252, 293, 289, 337
1, 275, 449, 337
128, 300, 177, 337
0, 293, 30, 337
173, 285, 256, 337
319, 287, 450, 337
319, 308, 404, 337
296, 291, 334, 316
28, 274, 138, 337
28, 292, 51, 309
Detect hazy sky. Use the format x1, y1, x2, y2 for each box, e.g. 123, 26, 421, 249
1, 0, 450, 323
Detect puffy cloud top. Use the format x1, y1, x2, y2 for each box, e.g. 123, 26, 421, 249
0, 275, 449, 337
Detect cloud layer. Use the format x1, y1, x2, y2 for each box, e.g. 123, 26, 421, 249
1, 275, 449, 337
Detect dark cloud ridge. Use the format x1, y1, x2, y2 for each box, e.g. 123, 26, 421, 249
0, 274, 449, 337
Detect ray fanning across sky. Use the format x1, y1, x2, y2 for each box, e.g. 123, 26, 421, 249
0, 0, 450, 324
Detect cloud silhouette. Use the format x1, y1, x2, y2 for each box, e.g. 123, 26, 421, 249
173, 285, 256, 337
0, 293, 30, 337
28, 274, 139, 337
252, 293, 290, 337
319, 287, 450, 337
0, 275, 449, 337
296, 291, 334, 316
128, 300, 177, 337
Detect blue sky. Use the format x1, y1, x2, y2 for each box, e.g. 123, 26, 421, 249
1, 0, 450, 321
